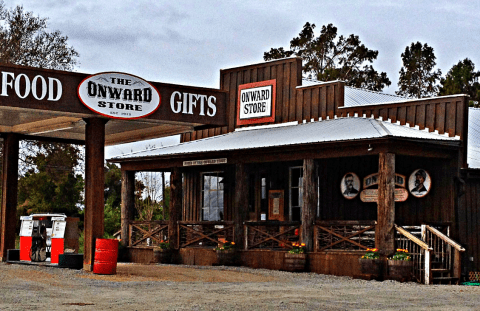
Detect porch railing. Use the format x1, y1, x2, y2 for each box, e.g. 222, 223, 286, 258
244, 221, 301, 250
395, 225, 432, 284
423, 225, 465, 283
129, 220, 169, 248
313, 220, 376, 252
178, 221, 234, 248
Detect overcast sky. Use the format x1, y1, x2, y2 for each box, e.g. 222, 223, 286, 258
4, 0, 480, 156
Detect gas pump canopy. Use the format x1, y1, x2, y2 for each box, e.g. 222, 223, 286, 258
0, 64, 227, 144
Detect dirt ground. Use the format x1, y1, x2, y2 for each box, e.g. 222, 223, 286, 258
0, 262, 479, 310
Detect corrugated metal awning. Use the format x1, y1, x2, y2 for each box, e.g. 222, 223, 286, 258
109, 117, 459, 161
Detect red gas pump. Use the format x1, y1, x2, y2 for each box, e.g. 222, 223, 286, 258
19, 214, 79, 264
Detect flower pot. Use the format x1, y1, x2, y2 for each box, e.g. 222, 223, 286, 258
153, 248, 172, 264
358, 258, 383, 279
284, 253, 306, 272
216, 249, 235, 266
388, 259, 413, 281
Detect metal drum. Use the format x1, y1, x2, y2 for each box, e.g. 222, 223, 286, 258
93, 239, 119, 275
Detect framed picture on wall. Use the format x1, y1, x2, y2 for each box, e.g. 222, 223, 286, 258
268, 190, 284, 221
341, 172, 360, 199
408, 169, 431, 198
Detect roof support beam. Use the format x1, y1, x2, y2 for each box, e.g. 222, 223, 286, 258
302, 158, 317, 252
83, 118, 108, 271
376, 152, 396, 256
0, 134, 19, 261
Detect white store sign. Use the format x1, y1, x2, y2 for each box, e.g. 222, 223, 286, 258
78, 72, 161, 120
237, 79, 276, 126
239, 85, 273, 120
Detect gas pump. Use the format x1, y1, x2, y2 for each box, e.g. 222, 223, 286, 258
19, 214, 79, 264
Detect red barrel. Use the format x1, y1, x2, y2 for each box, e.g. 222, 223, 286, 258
93, 238, 119, 275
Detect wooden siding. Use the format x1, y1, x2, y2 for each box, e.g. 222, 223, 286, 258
181, 58, 303, 142
458, 172, 480, 273
308, 252, 364, 277
181, 155, 458, 226
176, 248, 365, 277
318, 156, 378, 221
182, 166, 234, 222
125, 247, 154, 264
339, 96, 468, 140
395, 155, 457, 227
181, 58, 468, 169
317, 155, 457, 225
182, 171, 200, 221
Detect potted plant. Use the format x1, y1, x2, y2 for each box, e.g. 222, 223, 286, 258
215, 241, 236, 266
153, 240, 171, 264
284, 242, 307, 272
358, 248, 383, 279
388, 248, 413, 281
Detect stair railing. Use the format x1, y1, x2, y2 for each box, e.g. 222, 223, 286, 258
395, 225, 433, 284
422, 225, 465, 283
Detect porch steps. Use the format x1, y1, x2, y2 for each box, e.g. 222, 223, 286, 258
433, 276, 459, 284
431, 263, 459, 285
399, 224, 463, 285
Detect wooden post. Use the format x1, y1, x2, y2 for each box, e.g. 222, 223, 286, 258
453, 249, 462, 284
302, 159, 317, 252
376, 152, 395, 256
169, 167, 182, 250
83, 118, 107, 271
121, 170, 135, 247
234, 163, 248, 247
0, 134, 19, 262
425, 249, 431, 285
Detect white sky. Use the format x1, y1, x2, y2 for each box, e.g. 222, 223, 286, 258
4, 0, 480, 157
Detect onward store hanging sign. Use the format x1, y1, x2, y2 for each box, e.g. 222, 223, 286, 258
237, 79, 276, 126
78, 72, 161, 120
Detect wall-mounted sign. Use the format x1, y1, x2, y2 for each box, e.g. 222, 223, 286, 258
363, 173, 406, 189
237, 79, 276, 126
268, 190, 284, 221
409, 169, 431, 198
360, 188, 409, 203
183, 158, 227, 166
341, 172, 360, 199
77, 72, 161, 120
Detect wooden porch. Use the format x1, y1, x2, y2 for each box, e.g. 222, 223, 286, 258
122, 219, 464, 284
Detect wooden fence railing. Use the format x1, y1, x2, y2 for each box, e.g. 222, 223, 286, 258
178, 221, 234, 248
423, 225, 465, 283
129, 220, 169, 248
244, 221, 301, 250
314, 220, 376, 252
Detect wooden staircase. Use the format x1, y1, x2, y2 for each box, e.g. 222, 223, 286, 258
395, 224, 465, 285
431, 263, 458, 284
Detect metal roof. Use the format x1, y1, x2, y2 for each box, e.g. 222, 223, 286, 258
301, 78, 408, 107
109, 117, 459, 161
468, 108, 480, 168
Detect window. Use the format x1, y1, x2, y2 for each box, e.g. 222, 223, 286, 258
201, 172, 224, 221
289, 166, 303, 221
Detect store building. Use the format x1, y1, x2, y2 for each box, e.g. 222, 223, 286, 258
110, 57, 480, 284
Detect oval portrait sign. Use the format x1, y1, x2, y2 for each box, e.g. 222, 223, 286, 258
77, 72, 161, 120
408, 169, 431, 198
341, 172, 360, 199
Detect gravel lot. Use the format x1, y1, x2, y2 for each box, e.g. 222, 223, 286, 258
0, 262, 478, 310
